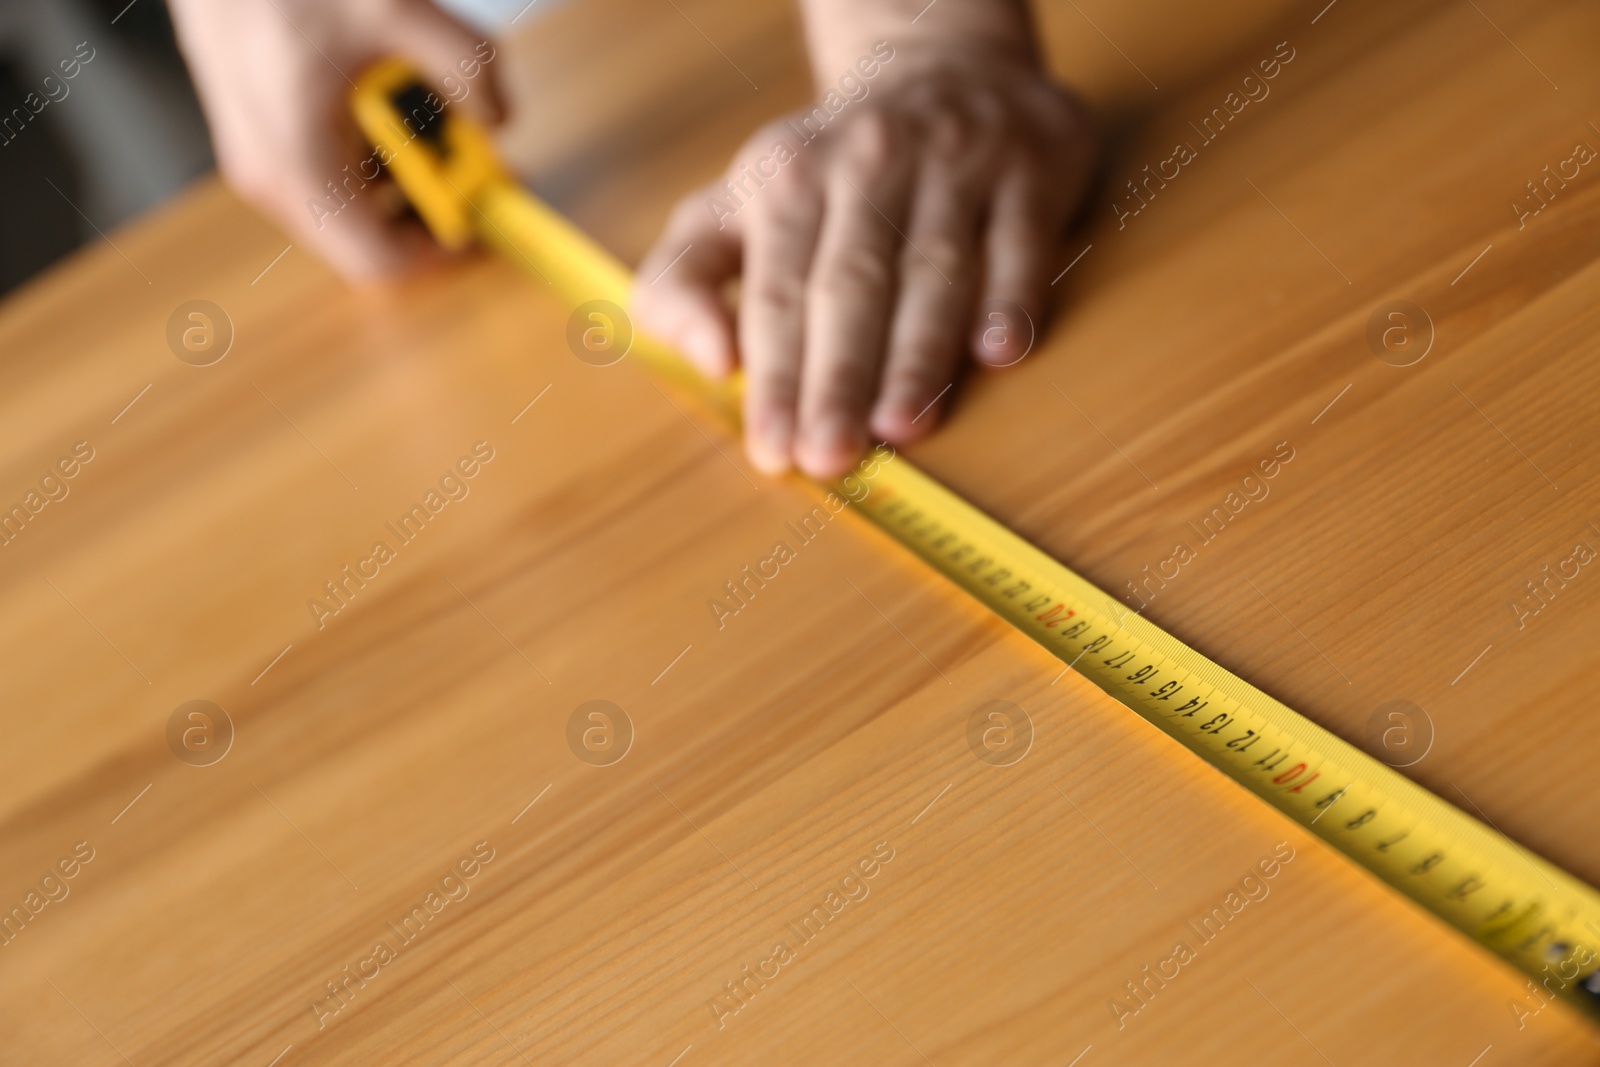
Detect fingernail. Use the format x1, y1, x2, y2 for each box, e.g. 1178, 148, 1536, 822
973, 325, 1009, 365
870, 395, 922, 443
802, 413, 864, 477
748, 409, 793, 475
973, 301, 1035, 366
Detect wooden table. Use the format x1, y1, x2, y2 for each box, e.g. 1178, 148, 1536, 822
3, 0, 1599, 1062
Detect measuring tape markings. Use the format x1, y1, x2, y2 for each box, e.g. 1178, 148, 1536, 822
856, 391, 1600, 987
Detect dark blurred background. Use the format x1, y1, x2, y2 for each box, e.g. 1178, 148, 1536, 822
0, 0, 211, 296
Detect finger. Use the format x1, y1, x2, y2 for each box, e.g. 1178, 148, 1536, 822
796, 112, 911, 478
631, 188, 742, 377
870, 122, 985, 443
739, 156, 824, 474
382, 2, 506, 126
220, 126, 430, 279
305, 193, 440, 279
972, 162, 1051, 367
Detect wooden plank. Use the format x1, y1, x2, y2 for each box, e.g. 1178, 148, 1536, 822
1, 0, 1597, 1062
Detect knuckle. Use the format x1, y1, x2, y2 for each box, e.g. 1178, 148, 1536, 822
965, 88, 1007, 130
751, 117, 799, 152
1006, 134, 1052, 173
750, 367, 801, 408
773, 161, 815, 196
755, 191, 816, 236
909, 234, 967, 280
927, 112, 974, 160
815, 252, 893, 299
747, 273, 806, 318
670, 191, 716, 232
841, 109, 896, 175
764, 155, 816, 197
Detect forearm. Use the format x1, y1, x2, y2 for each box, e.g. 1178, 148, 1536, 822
795, 0, 1039, 84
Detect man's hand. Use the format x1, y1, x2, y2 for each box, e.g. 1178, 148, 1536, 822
168, 0, 504, 279
633, 19, 1093, 479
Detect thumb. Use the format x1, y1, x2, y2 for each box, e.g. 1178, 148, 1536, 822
631, 188, 744, 378
381, 2, 507, 126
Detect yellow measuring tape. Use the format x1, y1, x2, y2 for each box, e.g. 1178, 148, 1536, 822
352, 60, 1600, 1018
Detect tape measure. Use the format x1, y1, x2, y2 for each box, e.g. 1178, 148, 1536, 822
352, 59, 1600, 1018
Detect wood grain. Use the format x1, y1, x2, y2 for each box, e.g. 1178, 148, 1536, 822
2, 0, 1599, 1063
